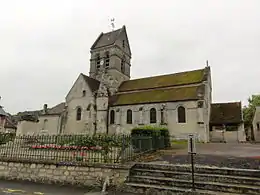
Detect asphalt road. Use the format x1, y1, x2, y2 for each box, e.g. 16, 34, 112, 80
0, 180, 135, 195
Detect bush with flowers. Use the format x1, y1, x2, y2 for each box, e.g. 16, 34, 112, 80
30, 144, 103, 151
30, 134, 130, 153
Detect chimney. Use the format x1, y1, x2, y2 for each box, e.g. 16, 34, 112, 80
43, 104, 48, 114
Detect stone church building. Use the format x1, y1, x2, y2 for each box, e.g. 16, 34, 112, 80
16, 25, 246, 143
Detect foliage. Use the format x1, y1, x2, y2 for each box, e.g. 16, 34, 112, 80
0, 133, 15, 145
132, 125, 168, 131
243, 94, 260, 128
131, 126, 170, 150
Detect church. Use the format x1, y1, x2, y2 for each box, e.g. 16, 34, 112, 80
15, 25, 246, 143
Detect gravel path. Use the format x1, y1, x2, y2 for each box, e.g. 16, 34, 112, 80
161, 154, 260, 169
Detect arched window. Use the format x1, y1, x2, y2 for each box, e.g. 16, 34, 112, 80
150, 108, 157, 123
42, 119, 48, 130
105, 51, 110, 68
178, 106, 186, 123
76, 107, 82, 121
126, 109, 132, 124
110, 110, 115, 124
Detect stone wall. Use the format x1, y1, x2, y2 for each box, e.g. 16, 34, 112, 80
109, 100, 209, 142
65, 74, 96, 134
0, 161, 130, 189
16, 115, 61, 135
252, 106, 260, 142
210, 125, 246, 143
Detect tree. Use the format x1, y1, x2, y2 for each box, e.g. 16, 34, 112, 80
243, 94, 260, 128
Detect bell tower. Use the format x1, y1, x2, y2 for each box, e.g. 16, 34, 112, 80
89, 25, 132, 90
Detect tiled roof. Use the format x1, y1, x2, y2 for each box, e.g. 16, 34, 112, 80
81, 73, 100, 92
110, 85, 204, 106
210, 102, 243, 125
118, 68, 206, 92
110, 67, 208, 106
91, 27, 122, 49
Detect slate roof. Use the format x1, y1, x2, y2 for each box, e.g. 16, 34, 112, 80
0, 106, 8, 116
210, 102, 243, 125
110, 67, 209, 106
81, 73, 100, 92
91, 27, 123, 50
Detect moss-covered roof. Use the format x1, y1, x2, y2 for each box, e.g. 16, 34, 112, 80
119, 68, 205, 92
210, 102, 243, 125
110, 86, 202, 106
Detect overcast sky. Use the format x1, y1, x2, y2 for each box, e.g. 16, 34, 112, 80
0, 0, 259, 114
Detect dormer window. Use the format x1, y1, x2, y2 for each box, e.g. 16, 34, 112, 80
82, 90, 86, 97
105, 51, 110, 68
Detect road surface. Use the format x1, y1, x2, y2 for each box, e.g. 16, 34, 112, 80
0, 180, 135, 195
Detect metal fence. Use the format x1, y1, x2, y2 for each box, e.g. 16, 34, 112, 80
0, 133, 154, 164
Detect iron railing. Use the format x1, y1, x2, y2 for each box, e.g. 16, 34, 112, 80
0, 133, 154, 164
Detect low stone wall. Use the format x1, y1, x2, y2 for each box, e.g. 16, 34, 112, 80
0, 160, 131, 189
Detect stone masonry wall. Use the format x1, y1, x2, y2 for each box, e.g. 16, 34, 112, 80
0, 161, 130, 188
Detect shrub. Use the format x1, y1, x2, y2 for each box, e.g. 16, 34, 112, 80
131, 125, 170, 150
0, 133, 15, 145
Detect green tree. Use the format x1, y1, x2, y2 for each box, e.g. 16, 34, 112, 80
243, 94, 260, 128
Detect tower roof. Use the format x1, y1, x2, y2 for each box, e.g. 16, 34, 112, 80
90, 25, 130, 54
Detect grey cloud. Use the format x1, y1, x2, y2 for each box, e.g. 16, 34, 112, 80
0, 0, 260, 114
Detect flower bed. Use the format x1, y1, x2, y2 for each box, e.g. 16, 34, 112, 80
30, 144, 103, 151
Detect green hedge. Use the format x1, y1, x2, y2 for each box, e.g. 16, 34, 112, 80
0, 133, 16, 145
131, 126, 170, 151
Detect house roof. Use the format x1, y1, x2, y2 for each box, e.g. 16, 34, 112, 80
16, 102, 66, 121
91, 27, 123, 50
4, 117, 17, 129
210, 102, 243, 125
81, 73, 100, 92
40, 102, 66, 116
0, 106, 8, 117
110, 85, 204, 106
118, 68, 207, 92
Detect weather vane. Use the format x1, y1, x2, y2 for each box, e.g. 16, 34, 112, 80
110, 18, 115, 31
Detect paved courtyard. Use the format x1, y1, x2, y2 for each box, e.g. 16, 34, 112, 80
175, 142, 260, 157
155, 143, 260, 169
